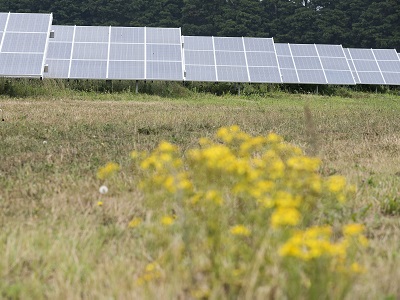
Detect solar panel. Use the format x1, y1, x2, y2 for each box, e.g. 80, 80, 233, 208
211, 37, 248, 82
45, 25, 183, 80
146, 27, 181, 44
0, 13, 9, 31
286, 44, 326, 84
47, 42, 72, 60
346, 48, 384, 84
373, 49, 400, 85
109, 44, 144, 61
185, 65, 217, 81
44, 25, 73, 78
344, 48, 360, 83
0, 12, 52, 77
50, 25, 74, 42
44, 59, 70, 79
108, 61, 144, 79
145, 27, 183, 81
110, 27, 144, 43
345, 48, 400, 85
183, 36, 216, 81
315, 44, 355, 84
183, 36, 281, 83
275, 43, 299, 83
244, 37, 281, 83
2, 32, 48, 53
276, 43, 355, 84
108, 26, 145, 80
7, 13, 51, 32
185, 36, 248, 82
71, 26, 109, 79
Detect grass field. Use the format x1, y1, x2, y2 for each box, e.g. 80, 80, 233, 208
1, 89, 400, 299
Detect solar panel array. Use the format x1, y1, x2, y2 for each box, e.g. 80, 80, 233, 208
0, 12, 52, 77
1, 12, 400, 85
45, 25, 184, 80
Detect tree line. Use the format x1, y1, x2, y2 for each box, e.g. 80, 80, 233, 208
2, 0, 399, 50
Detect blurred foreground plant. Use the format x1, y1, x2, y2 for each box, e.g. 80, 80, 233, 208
100, 126, 367, 299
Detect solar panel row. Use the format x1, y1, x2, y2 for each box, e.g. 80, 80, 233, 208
1, 13, 400, 86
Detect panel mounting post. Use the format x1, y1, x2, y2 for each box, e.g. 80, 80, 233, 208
135, 80, 139, 94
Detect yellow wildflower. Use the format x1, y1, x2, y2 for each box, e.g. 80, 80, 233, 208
128, 217, 142, 228
266, 132, 283, 143
97, 201, 103, 207
161, 216, 175, 226
216, 127, 231, 142
130, 150, 139, 159
199, 137, 212, 146
250, 180, 275, 198
145, 262, 157, 272
328, 241, 348, 259
350, 262, 366, 274
189, 193, 203, 205
230, 225, 251, 236
257, 197, 274, 208
337, 193, 346, 204
158, 141, 177, 153
287, 156, 321, 172
159, 153, 172, 162
343, 224, 365, 237
327, 175, 346, 193
205, 190, 224, 205
136, 262, 161, 285
271, 207, 301, 228
239, 136, 267, 156
96, 162, 120, 180
216, 125, 249, 144
163, 175, 177, 193
342, 224, 368, 247
175, 172, 193, 192
279, 240, 303, 258
274, 191, 301, 208
309, 174, 322, 193
177, 178, 193, 191
279, 226, 337, 261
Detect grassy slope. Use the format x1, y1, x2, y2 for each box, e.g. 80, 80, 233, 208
1, 91, 400, 299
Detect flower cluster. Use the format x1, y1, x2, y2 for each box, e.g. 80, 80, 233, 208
278, 224, 367, 264
124, 126, 366, 298
97, 162, 120, 180
136, 141, 192, 196
136, 262, 161, 286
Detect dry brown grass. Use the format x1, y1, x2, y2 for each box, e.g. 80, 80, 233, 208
1, 92, 400, 299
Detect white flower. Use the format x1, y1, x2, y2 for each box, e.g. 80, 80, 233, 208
43, 140, 47, 145
99, 185, 108, 194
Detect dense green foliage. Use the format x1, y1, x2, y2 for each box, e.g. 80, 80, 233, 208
1, 0, 399, 50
